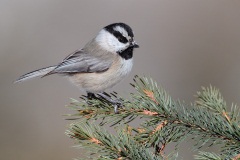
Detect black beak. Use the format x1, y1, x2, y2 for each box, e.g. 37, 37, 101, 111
130, 42, 139, 48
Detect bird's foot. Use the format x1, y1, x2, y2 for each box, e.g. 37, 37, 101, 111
87, 92, 97, 100
97, 93, 123, 113
86, 92, 123, 113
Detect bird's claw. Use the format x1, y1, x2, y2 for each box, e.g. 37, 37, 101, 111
88, 93, 123, 114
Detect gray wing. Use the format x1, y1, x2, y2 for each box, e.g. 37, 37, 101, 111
51, 49, 114, 74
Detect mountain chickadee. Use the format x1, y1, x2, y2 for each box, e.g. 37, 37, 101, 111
15, 23, 139, 112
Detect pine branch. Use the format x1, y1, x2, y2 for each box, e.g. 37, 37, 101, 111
194, 151, 222, 160
66, 121, 163, 160
66, 76, 240, 159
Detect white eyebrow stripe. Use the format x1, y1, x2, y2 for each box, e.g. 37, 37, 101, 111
113, 26, 128, 37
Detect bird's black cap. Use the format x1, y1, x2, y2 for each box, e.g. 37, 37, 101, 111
104, 23, 134, 37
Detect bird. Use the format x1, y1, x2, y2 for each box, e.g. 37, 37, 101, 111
15, 23, 139, 112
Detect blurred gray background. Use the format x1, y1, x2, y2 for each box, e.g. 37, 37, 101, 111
1, 0, 240, 159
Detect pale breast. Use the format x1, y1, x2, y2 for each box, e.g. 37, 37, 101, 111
69, 56, 133, 93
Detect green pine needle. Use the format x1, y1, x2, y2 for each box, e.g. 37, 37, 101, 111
66, 76, 240, 159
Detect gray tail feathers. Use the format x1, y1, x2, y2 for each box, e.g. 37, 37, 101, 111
15, 66, 56, 83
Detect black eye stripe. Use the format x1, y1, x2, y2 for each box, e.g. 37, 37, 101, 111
113, 31, 128, 43
104, 23, 134, 37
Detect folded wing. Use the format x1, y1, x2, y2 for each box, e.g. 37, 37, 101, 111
50, 49, 114, 74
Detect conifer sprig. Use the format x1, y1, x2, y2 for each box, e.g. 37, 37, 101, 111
66, 76, 240, 159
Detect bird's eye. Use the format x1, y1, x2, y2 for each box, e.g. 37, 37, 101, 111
113, 31, 128, 44
117, 36, 123, 41
117, 36, 128, 43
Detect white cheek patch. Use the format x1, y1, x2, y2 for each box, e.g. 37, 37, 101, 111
95, 29, 129, 53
